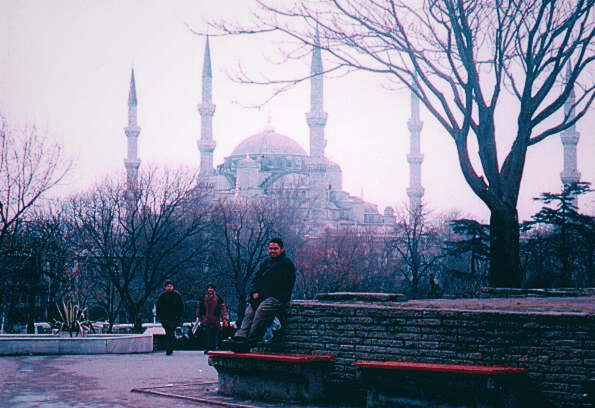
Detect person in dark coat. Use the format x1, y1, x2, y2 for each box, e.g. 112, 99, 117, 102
196, 283, 229, 352
156, 280, 184, 356
226, 238, 296, 353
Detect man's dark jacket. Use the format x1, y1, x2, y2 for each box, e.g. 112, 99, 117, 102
156, 290, 184, 326
249, 252, 296, 303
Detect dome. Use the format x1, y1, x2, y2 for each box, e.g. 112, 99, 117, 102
230, 128, 307, 158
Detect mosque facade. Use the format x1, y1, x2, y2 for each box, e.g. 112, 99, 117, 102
124, 33, 587, 231
124, 38, 432, 233
199, 37, 401, 232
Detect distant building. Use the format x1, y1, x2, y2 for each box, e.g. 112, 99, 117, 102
124, 37, 439, 233
193, 37, 397, 233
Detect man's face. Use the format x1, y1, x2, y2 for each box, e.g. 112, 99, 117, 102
207, 287, 215, 295
268, 243, 284, 258
165, 283, 174, 293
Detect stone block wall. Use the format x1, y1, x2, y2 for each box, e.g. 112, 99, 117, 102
266, 300, 595, 408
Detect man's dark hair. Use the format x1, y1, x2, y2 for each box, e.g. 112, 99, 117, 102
207, 283, 216, 290
269, 237, 284, 248
164, 279, 174, 287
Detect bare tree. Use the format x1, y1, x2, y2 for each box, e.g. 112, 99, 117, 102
68, 166, 211, 331
0, 115, 72, 331
0, 115, 73, 257
208, 197, 305, 321
66, 180, 124, 330
4, 203, 72, 333
205, 0, 595, 287
295, 228, 391, 298
387, 208, 445, 298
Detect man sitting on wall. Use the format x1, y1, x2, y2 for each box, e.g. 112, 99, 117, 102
224, 238, 296, 353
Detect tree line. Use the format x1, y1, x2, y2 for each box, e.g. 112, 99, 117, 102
204, 0, 595, 289
5, 0, 595, 332
1, 113, 593, 333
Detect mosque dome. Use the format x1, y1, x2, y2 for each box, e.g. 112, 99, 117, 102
230, 128, 307, 158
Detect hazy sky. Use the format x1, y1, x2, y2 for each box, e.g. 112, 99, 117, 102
1, 0, 593, 223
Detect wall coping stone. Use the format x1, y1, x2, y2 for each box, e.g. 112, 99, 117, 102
291, 296, 595, 317
0, 333, 154, 355
315, 292, 406, 302
480, 287, 595, 298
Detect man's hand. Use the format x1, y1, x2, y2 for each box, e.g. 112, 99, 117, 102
248, 292, 261, 309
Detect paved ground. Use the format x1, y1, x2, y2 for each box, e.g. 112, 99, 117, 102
0, 350, 347, 408
4, 295, 592, 408
0, 351, 220, 408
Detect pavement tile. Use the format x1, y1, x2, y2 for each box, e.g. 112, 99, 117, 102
133, 381, 353, 408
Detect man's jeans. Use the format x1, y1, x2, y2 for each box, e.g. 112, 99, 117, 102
162, 322, 178, 353
236, 297, 283, 346
204, 325, 219, 351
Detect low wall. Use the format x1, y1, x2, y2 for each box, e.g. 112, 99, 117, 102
0, 333, 154, 355
266, 296, 595, 408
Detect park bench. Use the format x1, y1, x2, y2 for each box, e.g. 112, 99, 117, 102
353, 360, 528, 408
207, 351, 336, 402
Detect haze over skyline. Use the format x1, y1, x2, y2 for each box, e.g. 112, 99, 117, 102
1, 0, 593, 223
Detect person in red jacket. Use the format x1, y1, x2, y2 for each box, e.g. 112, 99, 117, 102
196, 283, 229, 352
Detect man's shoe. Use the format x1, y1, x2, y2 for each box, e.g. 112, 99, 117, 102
235, 343, 251, 353
230, 341, 251, 353
221, 337, 251, 353
166, 348, 173, 356
220, 339, 233, 350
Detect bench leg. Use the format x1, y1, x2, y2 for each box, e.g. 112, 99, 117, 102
363, 377, 525, 408
216, 367, 326, 402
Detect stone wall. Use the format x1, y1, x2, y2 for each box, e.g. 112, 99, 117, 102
266, 298, 595, 408
0, 333, 154, 355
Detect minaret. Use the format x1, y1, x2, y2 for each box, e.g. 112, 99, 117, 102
560, 68, 581, 207
306, 28, 328, 161
124, 68, 141, 191
197, 37, 217, 177
407, 86, 424, 216
304, 28, 331, 228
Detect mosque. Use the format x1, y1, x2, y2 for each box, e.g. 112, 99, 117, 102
122, 36, 583, 232
194, 37, 406, 232
123, 37, 417, 232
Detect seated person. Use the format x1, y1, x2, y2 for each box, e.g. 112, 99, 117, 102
225, 238, 296, 353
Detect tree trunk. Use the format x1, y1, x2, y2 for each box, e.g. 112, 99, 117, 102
489, 205, 522, 288
26, 257, 40, 334
133, 315, 143, 333
132, 308, 143, 333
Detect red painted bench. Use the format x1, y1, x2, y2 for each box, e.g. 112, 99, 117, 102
354, 360, 528, 408
208, 351, 336, 402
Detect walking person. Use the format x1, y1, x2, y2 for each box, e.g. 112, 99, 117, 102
156, 280, 184, 356
225, 238, 296, 353
196, 283, 229, 352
